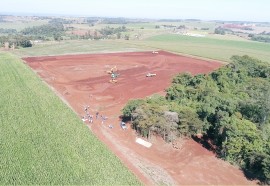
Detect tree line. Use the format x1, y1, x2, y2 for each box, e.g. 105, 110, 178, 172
79, 26, 128, 40
122, 55, 270, 184
0, 22, 65, 48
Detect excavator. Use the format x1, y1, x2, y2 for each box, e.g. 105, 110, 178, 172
106, 66, 117, 74
109, 72, 119, 83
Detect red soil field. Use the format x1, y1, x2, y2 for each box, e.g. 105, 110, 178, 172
23, 51, 256, 185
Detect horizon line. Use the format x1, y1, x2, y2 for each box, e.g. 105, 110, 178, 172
1, 12, 269, 24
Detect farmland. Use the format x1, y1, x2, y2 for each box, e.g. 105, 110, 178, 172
0, 52, 140, 185
10, 33, 270, 63
129, 34, 270, 62
0, 19, 48, 31
22, 51, 255, 185
1, 15, 270, 185
11, 40, 152, 57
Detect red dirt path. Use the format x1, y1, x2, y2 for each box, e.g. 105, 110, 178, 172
23, 51, 256, 185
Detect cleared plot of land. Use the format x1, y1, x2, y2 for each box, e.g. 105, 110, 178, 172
128, 34, 270, 62
24, 51, 255, 185
0, 52, 140, 185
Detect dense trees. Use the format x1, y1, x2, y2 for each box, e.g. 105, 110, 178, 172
214, 27, 226, 35
0, 28, 17, 34
0, 35, 32, 48
122, 55, 270, 183
0, 22, 65, 47
99, 26, 127, 38
249, 31, 270, 43
21, 22, 64, 38
251, 35, 270, 43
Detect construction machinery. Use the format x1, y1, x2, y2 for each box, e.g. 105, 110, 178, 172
106, 66, 117, 74
109, 72, 119, 83
146, 72, 156, 77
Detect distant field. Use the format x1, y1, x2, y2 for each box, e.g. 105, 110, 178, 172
0, 52, 140, 185
11, 34, 270, 63
11, 40, 153, 57
0, 20, 48, 31
126, 34, 270, 62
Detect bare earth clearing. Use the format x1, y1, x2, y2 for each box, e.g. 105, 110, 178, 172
24, 51, 255, 185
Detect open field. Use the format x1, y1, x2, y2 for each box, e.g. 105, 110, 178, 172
11, 40, 153, 57
127, 34, 270, 62
23, 51, 255, 185
0, 52, 140, 185
0, 20, 48, 31
10, 33, 270, 63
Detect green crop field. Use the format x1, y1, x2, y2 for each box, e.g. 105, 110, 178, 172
126, 34, 270, 62
0, 52, 141, 185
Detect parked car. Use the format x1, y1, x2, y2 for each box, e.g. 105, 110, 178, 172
121, 122, 127, 130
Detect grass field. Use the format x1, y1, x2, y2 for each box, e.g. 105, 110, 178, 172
125, 34, 270, 62
0, 52, 140, 185
11, 33, 270, 63
11, 40, 153, 57
0, 20, 48, 31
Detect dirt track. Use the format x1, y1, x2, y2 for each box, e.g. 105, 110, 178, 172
23, 51, 256, 185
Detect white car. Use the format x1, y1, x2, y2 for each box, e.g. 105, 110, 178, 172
121, 122, 127, 130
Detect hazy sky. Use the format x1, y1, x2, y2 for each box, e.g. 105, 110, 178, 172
0, 0, 269, 22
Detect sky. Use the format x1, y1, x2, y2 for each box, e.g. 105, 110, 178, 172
0, 0, 269, 22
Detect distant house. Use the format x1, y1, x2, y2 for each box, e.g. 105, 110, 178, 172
30, 40, 43, 45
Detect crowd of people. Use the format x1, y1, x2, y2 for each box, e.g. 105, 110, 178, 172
82, 105, 112, 128
81, 105, 128, 131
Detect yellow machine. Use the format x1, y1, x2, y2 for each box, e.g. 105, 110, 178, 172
106, 66, 117, 74
109, 79, 118, 83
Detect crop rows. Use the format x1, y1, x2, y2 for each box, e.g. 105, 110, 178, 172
0, 52, 140, 185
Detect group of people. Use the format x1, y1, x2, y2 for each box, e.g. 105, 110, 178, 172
82, 106, 111, 127
83, 106, 93, 123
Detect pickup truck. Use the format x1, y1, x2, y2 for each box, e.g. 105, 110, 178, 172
146, 73, 156, 77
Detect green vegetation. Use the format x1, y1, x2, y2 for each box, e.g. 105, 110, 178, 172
122, 56, 270, 183
3, 16, 269, 63
214, 27, 226, 35
21, 22, 64, 39
11, 33, 270, 63
0, 20, 65, 48
0, 28, 17, 34
251, 35, 270, 43
125, 34, 270, 62
98, 26, 127, 39
0, 22, 64, 48
11, 40, 152, 57
2, 15, 270, 185
0, 52, 140, 185
0, 35, 32, 48
0, 20, 48, 31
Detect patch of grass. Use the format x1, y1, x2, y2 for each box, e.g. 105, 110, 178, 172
0, 52, 141, 185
